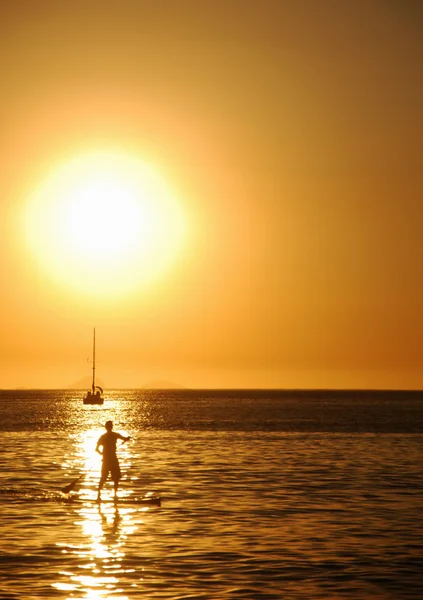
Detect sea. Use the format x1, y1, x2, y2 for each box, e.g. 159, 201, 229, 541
0, 389, 422, 600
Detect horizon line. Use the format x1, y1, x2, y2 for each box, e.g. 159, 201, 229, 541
1, 387, 423, 393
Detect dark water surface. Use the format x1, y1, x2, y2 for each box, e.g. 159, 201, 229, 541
1, 389, 423, 599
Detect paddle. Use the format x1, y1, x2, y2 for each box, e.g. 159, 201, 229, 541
61, 474, 84, 494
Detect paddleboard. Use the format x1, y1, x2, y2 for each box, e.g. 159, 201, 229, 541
73, 496, 161, 507
0, 490, 161, 507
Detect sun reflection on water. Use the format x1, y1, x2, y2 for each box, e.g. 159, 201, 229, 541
54, 425, 154, 598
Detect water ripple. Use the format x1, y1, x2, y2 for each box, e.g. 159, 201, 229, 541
0, 393, 423, 598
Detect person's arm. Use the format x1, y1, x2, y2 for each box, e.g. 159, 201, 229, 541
96, 438, 103, 454
117, 433, 131, 443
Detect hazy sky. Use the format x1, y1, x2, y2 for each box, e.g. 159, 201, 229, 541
1, 0, 422, 389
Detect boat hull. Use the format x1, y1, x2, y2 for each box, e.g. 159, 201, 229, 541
83, 393, 104, 405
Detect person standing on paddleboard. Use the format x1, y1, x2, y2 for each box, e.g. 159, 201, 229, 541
96, 420, 130, 501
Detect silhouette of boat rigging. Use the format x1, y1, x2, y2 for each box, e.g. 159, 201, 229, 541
83, 328, 104, 405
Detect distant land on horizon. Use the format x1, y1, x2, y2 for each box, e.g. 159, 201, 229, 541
7, 382, 416, 394
67, 376, 105, 390
67, 378, 186, 390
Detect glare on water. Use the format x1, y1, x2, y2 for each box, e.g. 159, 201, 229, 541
51, 418, 160, 599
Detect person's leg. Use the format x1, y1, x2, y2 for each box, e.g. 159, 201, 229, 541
98, 465, 109, 499
111, 463, 122, 498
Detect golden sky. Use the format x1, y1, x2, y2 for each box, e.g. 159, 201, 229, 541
1, 0, 422, 389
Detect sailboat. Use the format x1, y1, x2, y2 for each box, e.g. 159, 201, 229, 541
83, 328, 104, 405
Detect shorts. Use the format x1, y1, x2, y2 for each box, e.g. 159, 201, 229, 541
101, 458, 121, 482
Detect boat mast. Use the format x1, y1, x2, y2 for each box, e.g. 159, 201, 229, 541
92, 327, 96, 394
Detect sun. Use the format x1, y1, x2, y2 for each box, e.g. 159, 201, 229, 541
23, 151, 186, 297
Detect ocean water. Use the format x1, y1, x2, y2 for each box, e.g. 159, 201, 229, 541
0, 389, 423, 599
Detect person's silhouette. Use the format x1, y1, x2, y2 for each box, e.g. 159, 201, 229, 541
96, 420, 130, 501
